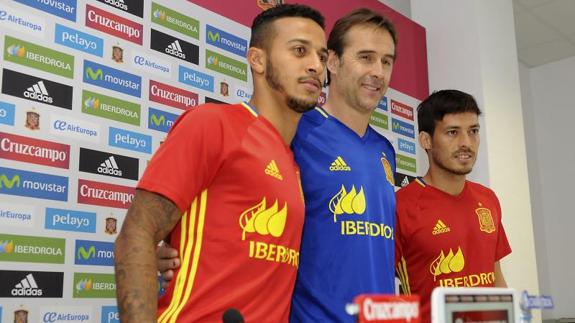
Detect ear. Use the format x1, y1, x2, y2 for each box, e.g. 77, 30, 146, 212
247, 47, 265, 75
419, 131, 432, 150
326, 50, 340, 76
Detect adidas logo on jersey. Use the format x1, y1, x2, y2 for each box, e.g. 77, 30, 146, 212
165, 40, 185, 59
265, 160, 283, 180
98, 156, 122, 176
329, 156, 351, 171
11, 273, 43, 296
432, 219, 451, 235
24, 81, 53, 104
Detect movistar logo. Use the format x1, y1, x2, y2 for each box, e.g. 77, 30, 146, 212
7, 44, 26, 57
77, 246, 96, 260
150, 114, 165, 126
207, 31, 220, 42
85, 67, 103, 80
0, 174, 21, 189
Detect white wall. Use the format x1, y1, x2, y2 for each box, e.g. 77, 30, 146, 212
520, 56, 575, 319
410, 0, 541, 321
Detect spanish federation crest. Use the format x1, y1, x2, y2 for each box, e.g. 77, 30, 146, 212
476, 206, 496, 233
381, 153, 395, 186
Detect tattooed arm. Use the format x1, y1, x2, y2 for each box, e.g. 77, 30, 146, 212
114, 189, 182, 323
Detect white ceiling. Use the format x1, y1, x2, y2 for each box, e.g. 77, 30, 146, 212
513, 0, 575, 67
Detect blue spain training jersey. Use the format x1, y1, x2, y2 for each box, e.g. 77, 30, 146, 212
290, 107, 397, 322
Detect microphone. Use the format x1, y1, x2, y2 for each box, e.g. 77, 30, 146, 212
222, 308, 244, 323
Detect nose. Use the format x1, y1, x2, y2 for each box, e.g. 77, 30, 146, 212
307, 52, 324, 76
458, 132, 473, 148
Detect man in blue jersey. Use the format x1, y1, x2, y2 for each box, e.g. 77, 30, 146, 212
157, 8, 398, 322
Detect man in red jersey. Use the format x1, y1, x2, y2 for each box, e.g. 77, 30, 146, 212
114, 4, 328, 322
395, 89, 512, 323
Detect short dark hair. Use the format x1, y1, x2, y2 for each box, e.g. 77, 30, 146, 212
250, 4, 325, 50
326, 8, 397, 85
328, 8, 397, 58
417, 89, 482, 135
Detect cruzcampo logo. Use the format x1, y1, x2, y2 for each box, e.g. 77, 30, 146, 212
74, 272, 116, 298
370, 110, 389, 130
396, 153, 417, 173
82, 90, 141, 126
206, 49, 247, 82
0, 233, 65, 264
4, 35, 74, 79
0, 174, 20, 189
151, 2, 199, 39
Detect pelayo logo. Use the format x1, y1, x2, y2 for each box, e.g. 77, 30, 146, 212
81, 90, 140, 126
206, 49, 247, 81
83, 60, 141, 97
14, 0, 76, 22
108, 127, 152, 154
0, 101, 16, 126
55, 24, 103, 57
101, 306, 119, 323
0, 166, 68, 202
179, 65, 214, 92
5, 35, 74, 78
73, 272, 116, 298
1, 69, 73, 110
45, 208, 97, 233
0, 233, 65, 264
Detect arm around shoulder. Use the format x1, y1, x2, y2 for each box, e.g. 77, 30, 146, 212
114, 189, 182, 323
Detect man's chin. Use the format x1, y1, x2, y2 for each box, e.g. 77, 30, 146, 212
287, 96, 318, 113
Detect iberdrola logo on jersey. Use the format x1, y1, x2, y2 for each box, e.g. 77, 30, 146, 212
329, 185, 366, 222
239, 197, 287, 240
239, 197, 299, 267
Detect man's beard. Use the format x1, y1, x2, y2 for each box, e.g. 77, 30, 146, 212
432, 150, 474, 176
265, 59, 317, 113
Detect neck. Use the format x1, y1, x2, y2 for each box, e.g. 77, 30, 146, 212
248, 92, 301, 146
323, 90, 371, 137
423, 166, 467, 196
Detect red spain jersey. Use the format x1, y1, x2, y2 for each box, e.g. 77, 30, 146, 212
395, 178, 511, 323
138, 103, 305, 322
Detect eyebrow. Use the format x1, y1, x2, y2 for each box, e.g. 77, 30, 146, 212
287, 39, 328, 55
355, 49, 395, 60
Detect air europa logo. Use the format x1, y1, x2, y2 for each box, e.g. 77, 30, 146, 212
0, 132, 70, 169
77, 179, 135, 209
149, 80, 198, 110
85, 4, 142, 44
5, 35, 74, 78
15, 0, 76, 22
83, 60, 141, 97
206, 24, 248, 57
0, 4, 45, 36
206, 49, 248, 81
0, 166, 68, 201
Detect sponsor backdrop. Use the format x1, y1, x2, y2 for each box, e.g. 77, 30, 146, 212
0, 0, 427, 321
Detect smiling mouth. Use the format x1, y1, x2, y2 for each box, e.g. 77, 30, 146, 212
454, 152, 474, 161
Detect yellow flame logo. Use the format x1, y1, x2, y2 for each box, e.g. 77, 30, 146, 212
429, 247, 465, 281
239, 197, 287, 240
328, 185, 366, 222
